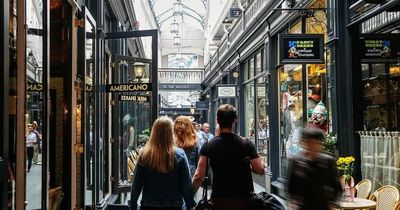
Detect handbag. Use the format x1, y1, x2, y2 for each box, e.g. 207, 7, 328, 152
195, 141, 212, 210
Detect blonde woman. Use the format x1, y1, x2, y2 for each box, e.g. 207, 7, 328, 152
130, 117, 196, 210
174, 116, 200, 177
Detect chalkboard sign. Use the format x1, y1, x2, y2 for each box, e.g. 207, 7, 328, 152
279, 34, 324, 64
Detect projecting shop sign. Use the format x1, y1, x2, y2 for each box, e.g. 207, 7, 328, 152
217, 86, 237, 98
360, 34, 400, 60
105, 83, 152, 92
118, 95, 149, 102
279, 34, 324, 64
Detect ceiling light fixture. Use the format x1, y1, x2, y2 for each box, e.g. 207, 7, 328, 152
173, 0, 183, 15
170, 21, 179, 34
174, 36, 181, 46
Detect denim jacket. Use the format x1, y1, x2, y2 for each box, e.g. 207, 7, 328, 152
183, 144, 200, 177
130, 148, 196, 209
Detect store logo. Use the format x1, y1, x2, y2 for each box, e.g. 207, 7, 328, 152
27, 83, 43, 91
279, 34, 324, 64
119, 95, 149, 102
105, 83, 152, 92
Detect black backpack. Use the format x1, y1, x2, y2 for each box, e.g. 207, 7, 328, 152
249, 192, 285, 210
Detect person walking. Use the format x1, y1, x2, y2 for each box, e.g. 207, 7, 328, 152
32, 121, 41, 164
287, 126, 342, 210
25, 125, 37, 172
192, 104, 265, 210
130, 117, 196, 210
199, 123, 214, 148
174, 116, 200, 177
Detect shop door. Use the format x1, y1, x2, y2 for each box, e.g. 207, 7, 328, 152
77, 7, 97, 209
109, 55, 153, 194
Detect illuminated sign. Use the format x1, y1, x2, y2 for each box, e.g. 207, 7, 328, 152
118, 95, 149, 102
360, 34, 400, 60
27, 83, 43, 91
279, 34, 324, 64
105, 83, 152, 92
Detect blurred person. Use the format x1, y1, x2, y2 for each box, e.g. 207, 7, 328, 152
25, 125, 37, 172
287, 126, 342, 210
199, 123, 214, 148
32, 121, 41, 164
130, 117, 196, 210
192, 104, 265, 210
174, 116, 200, 177
194, 122, 203, 140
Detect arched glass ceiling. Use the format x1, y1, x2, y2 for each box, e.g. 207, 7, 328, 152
149, 0, 207, 56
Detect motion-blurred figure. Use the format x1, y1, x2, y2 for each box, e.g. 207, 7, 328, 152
287, 126, 342, 210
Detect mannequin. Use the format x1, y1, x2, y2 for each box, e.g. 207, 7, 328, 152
286, 93, 303, 157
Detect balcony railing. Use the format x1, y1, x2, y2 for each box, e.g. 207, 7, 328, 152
158, 68, 204, 84
204, 0, 270, 81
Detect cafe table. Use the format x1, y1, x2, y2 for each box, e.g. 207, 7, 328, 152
337, 198, 377, 210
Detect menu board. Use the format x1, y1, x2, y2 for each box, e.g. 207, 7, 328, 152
360, 34, 400, 60
279, 34, 324, 64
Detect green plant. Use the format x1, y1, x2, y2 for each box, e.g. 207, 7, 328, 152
322, 134, 337, 154
138, 128, 150, 147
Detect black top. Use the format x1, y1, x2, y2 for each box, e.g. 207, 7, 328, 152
200, 133, 259, 198
287, 153, 342, 210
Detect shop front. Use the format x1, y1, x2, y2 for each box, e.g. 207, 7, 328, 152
267, 0, 330, 194
346, 0, 400, 192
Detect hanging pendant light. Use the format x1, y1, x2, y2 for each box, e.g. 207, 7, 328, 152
170, 22, 179, 34
173, 36, 181, 46
173, 0, 183, 15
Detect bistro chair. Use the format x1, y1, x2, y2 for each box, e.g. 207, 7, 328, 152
369, 185, 399, 210
395, 202, 400, 210
355, 179, 372, 199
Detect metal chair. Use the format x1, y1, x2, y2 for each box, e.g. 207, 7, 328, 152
355, 179, 372, 199
369, 185, 399, 210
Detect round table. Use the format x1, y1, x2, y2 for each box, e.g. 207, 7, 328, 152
338, 198, 377, 209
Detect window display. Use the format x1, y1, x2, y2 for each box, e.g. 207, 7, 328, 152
244, 81, 255, 139
279, 64, 304, 177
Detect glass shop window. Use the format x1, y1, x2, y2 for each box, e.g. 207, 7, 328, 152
244, 81, 255, 139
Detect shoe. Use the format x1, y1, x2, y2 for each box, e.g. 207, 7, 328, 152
27, 170, 30, 172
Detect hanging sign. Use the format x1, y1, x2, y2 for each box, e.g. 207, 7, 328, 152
105, 83, 152, 92
196, 101, 209, 110
118, 95, 149, 102
217, 85, 237, 98
27, 83, 43, 92
230, 8, 243, 18
279, 34, 324, 64
360, 34, 400, 60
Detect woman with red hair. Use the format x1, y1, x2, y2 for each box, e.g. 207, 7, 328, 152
174, 116, 200, 177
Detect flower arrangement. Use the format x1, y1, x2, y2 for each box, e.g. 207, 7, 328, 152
337, 156, 355, 184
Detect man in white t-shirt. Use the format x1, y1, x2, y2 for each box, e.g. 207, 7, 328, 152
199, 123, 214, 148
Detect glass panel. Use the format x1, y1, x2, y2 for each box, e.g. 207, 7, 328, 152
256, 52, 262, 75
243, 61, 248, 81
326, 47, 335, 133
257, 78, 269, 166
244, 81, 255, 140
85, 15, 95, 206
113, 58, 152, 191
306, 64, 328, 132
279, 64, 303, 177
26, 0, 43, 208
249, 58, 254, 79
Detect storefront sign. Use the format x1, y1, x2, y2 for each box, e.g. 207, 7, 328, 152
118, 95, 149, 102
105, 83, 152, 92
27, 83, 43, 91
230, 8, 242, 18
217, 86, 236, 98
279, 34, 324, 64
360, 34, 400, 60
196, 101, 208, 110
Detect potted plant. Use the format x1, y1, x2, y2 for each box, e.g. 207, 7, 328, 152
322, 134, 338, 155
337, 156, 356, 202
138, 128, 150, 148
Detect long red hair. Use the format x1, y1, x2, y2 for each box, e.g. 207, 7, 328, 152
174, 116, 197, 150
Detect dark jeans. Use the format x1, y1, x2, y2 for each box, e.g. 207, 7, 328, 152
27, 147, 34, 170
140, 207, 182, 210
